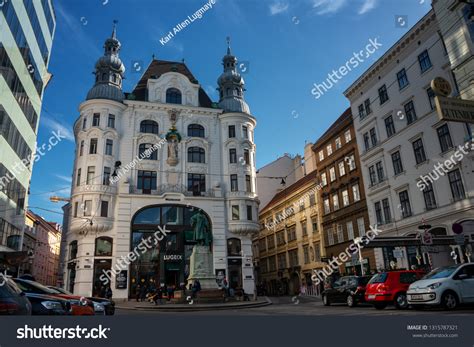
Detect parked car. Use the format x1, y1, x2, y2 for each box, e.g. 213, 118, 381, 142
0, 277, 32, 315
13, 279, 95, 315
48, 286, 115, 315
407, 263, 474, 310
24, 293, 71, 315
365, 270, 425, 309
322, 276, 371, 307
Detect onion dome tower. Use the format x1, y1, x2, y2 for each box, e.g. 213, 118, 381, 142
217, 37, 250, 114
86, 21, 125, 102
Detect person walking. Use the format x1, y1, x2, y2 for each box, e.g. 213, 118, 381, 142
105, 286, 113, 300
140, 283, 147, 302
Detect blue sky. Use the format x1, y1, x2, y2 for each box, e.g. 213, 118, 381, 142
30, 0, 431, 223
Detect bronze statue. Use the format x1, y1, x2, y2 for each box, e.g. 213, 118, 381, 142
190, 210, 212, 246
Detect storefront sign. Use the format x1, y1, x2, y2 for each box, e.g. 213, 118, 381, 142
435, 95, 474, 123
163, 254, 183, 261
431, 77, 452, 97
116, 270, 127, 289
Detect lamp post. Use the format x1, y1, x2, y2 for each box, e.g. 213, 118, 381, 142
353, 237, 365, 276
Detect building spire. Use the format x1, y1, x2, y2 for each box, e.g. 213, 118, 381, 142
226, 36, 231, 55
112, 20, 118, 39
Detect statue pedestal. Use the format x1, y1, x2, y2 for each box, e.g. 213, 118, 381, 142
187, 245, 217, 289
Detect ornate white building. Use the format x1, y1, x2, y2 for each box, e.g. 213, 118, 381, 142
63, 25, 259, 299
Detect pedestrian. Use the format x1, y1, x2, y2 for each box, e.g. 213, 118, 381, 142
154, 286, 163, 305
100, 285, 106, 298
105, 286, 113, 300
135, 284, 141, 302
140, 283, 147, 302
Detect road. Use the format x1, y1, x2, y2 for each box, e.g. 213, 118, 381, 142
115, 296, 474, 316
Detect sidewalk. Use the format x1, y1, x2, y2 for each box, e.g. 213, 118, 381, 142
116, 297, 272, 312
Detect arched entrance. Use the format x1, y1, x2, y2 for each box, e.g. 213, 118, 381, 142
129, 204, 211, 298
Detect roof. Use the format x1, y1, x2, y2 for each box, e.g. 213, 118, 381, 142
26, 210, 62, 235
312, 107, 352, 149
260, 170, 318, 214
130, 59, 213, 107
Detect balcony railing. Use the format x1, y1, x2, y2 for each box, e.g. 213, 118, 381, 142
129, 184, 215, 197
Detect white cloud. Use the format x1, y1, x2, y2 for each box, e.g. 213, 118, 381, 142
55, 174, 72, 183
269, 1, 289, 15
41, 116, 75, 142
358, 0, 377, 14
312, 0, 347, 15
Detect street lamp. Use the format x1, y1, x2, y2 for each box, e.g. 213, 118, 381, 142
50, 196, 71, 203
353, 237, 365, 276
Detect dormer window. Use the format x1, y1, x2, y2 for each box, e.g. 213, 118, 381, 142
166, 88, 182, 104
102, 72, 107, 81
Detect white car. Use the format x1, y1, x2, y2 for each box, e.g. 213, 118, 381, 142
407, 263, 474, 310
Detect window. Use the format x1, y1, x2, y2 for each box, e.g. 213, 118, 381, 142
84, 200, 92, 216
95, 237, 112, 256
188, 173, 206, 194
86, 166, 95, 184
69, 241, 78, 260
404, 100, 417, 125
437, 124, 453, 152
327, 144, 333, 156
103, 167, 111, 185
314, 242, 321, 261
289, 249, 299, 266
79, 141, 84, 156
230, 174, 238, 191
245, 175, 251, 192
324, 198, 330, 214
332, 193, 339, 210
375, 201, 383, 224
427, 87, 436, 110
228, 125, 235, 138
276, 231, 285, 246
301, 221, 307, 236
399, 190, 412, 218
385, 116, 396, 137
187, 147, 205, 163
329, 167, 336, 182
89, 138, 98, 154
309, 193, 316, 206
138, 170, 157, 193
140, 120, 159, 134
364, 98, 372, 115
422, 181, 437, 210
376, 161, 384, 182
369, 128, 377, 146
105, 139, 113, 155
232, 205, 240, 220
342, 189, 350, 206
303, 245, 310, 264
338, 161, 346, 176
166, 88, 182, 104
337, 225, 344, 243
418, 50, 432, 73
244, 149, 250, 165
321, 172, 327, 186
139, 143, 158, 160
299, 201, 305, 212
448, 169, 466, 201
100, 201, 109, 217
242, 125, 248, 139
335, 137, 341, 149
258, 239, 266, 252
357, 217, 366, 237
246, 205, 253, 221
229, 148, 237, 163
391, 151, 403, 175
318, 150, 324, 161
378, 84, 389, 104
363, 132, 370, 151
397, 68, 409, 89
358, 104, 365, 119
352, 184, 360, 201
92, 113, 100, 127
312, 217, 318, 233
327, 228, 334, 245
346, 221, 354, 240
347, 155, 356, 171
287, 226, 296, 242
345, 130, 351, 142
412, 138, 426, 164
267, 235, 275, 249
74, 202, 78, 218
277, 253, 287, 269
188, 124, 205, 137
76, 168, 81, 186
108, 114, 115, 128
369, 165, 377, 186
382, 198, 391, 223
82, 118, 87, 130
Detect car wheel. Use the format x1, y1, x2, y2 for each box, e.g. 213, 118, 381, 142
441, 291, 458, 310
394, 293, 409, 310
373, 303, 387, 310
322, 295, 330, 306
347, 295, 356, 307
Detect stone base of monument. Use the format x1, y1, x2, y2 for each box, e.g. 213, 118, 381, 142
195, 289, 225, 303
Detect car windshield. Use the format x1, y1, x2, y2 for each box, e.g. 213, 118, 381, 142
15, 280, 57, 294
49, 287, 72, 295
368, 273, 387, 284
422, 266, 459, 280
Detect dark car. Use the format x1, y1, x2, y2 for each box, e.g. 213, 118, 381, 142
24, 293, 71, 315
322, 276, 371, 307
0, 277, 32, 315
48, 286, 115, 315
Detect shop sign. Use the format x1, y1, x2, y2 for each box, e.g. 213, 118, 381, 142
421, 232, 433, 245
435, 95, 474, 123
116, 270, 127, 289
163, 254, 183, 261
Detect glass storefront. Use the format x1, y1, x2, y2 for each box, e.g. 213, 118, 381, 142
129, 204, 211, 298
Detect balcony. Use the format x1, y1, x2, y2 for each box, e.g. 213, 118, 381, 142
129, 184, 216, 197
69, 216, 114, 235
228, 220, 260, 236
